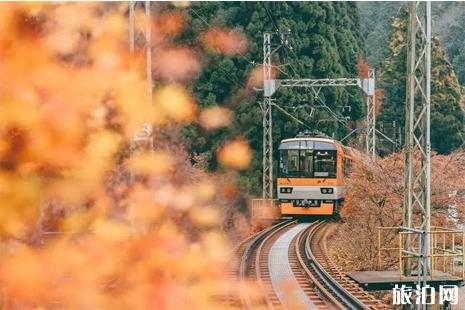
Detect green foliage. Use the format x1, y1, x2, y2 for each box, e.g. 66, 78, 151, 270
359, 2, 465, 85
378, 9, 465, 154
452, 46, 465, 85
176, 2, 365, 195
357, 1, 402, 67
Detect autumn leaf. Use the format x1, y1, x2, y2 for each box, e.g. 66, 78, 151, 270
199, 106, 232, 130
217, 138, 252, 170
153, 84, 197, 123
129, 151, 173, 176
201, 28, 247, 56
153, 47, 200, 81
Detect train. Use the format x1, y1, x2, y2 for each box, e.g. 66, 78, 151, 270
277, 131, 356, 216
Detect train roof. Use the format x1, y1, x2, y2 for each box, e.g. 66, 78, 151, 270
280, 137, 337, 144
279, 137, 339, 150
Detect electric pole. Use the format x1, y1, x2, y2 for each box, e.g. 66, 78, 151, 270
402, 1, 431, 291
365, 68, 376, 157
261, 32, 274, 199
128, 1, 154, 153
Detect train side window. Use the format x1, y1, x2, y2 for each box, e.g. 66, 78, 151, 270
279, 151, 288, 175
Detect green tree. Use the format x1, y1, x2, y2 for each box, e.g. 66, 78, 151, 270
452, 46, 465, 85
359, 2, 465, 85
378, 10, 465, 154
167, 2, 366, 194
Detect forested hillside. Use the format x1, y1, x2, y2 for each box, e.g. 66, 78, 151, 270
152, 2, 465, 195
171, 2, 366, 193
374, 7, 465, 154
359, 1, 465, 81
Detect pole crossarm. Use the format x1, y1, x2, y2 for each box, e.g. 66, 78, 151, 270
277, 78, 361, 89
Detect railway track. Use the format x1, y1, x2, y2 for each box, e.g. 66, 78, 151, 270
226, 219, 294, 308
228, 219, 388, 309
240, 219, 296, 309
302, 221, 388, 310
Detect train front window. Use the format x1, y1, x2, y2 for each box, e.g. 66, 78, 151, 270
314, 150, 336, 178
279, 140, 337, 178
300, 150, 314, 177
280, 150, 299, 177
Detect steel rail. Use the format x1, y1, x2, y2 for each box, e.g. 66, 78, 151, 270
239, 219, 296, 308
294, 221, 346, 309
304, 221, 372, 310
254, 220, 297, 308
226, 224, 275, 309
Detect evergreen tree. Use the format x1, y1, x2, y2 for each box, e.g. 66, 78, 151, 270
378, 10, 465, 154
175, 2, 366, 194
163, 2, 364, 192
359, 2, 465, 85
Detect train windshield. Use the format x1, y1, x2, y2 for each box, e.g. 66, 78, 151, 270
279, 140, 337, 178
314, 150, 336, 177
279, 149, 336, 178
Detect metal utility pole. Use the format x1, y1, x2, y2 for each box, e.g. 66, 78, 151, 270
403, 1, 431, 289
128, 1, 154, 153
145, 1, 153, 103
261, 32, 274, 199
365, 69, 376, 157
129, 1, 135, 53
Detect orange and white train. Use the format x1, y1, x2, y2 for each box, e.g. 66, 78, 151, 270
277, 132, 356, 216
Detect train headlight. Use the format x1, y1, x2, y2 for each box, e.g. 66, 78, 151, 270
321, 188, 333, 194
280, 187, 293, 193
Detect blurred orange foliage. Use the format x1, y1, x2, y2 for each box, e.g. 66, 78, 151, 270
246, 65, 277, 91
153, 84, 197, 124
199, 106, 233, 130
217, 138, 252, 170
0, 3, 255, 309
153, 47, 200, 81
201, 28, 247, 56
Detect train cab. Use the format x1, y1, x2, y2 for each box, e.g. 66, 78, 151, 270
277, 133, 353, 216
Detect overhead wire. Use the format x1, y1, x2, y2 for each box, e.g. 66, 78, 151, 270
190, 3, 349, 132
260, 2, 280, 33
188, 4, 314, 131
272, 102, 313, 130
280, 22, 356, 133
261, 0, 355, 130
189, 4, 308, 130
258, 2, 319, 130
258, 2, 351, 133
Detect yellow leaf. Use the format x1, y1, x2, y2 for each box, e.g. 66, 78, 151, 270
92, 219, 131, 242
153, 85, 196, 123
217, 138, 252, 170
129, 151, 172, 176
199, 106, 232, 130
